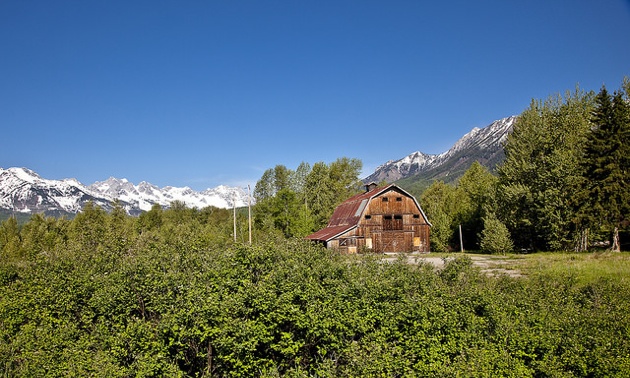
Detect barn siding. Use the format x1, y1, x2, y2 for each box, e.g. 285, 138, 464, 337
357, 187, 430, 252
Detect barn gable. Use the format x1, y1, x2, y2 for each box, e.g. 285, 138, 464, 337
306, 184, 431, 253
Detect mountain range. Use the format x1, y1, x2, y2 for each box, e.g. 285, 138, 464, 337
1, 115, 517, 217
0, 168, 250, 217
364, 116, 517, 191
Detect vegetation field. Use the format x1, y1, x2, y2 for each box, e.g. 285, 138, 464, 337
2, 207, 630, 377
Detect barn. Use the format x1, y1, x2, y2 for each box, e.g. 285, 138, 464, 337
306, 183, 431, 253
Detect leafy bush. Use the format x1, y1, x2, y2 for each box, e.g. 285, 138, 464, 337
1, 211, 630, 376
480, 213, 514, 254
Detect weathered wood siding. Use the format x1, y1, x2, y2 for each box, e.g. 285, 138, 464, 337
334, 187, 430, 253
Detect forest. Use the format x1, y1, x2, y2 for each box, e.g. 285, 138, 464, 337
0, 80, 629, 376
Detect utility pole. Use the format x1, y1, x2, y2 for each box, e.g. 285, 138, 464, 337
459, 224, 464, 252
233, 195, 237, 243
248, 185, 252, 244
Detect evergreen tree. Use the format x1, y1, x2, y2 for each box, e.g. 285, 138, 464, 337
579, 85, 630, 251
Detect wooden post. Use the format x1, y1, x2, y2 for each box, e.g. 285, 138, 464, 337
233, 195, 237, 243
459, 224, 464, 252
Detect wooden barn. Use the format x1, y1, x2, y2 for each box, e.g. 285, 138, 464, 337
306, 183, 431, 253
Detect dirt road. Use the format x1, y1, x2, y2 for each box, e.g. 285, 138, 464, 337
382, 253, 523, 277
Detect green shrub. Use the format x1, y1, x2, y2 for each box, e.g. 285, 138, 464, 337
480, 213, 514, 254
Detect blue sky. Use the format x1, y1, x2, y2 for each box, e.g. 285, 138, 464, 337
1, 1, 629, 190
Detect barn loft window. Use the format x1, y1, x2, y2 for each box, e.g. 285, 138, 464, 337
384, 215, 392, 220
394, 215, 403, 220
382, 197, 389, 202
365, 215, 372, 220
396, 197, 402, 201
413, 214, 420, 219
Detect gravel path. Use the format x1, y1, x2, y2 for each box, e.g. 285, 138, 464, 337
382, 253, 523, 277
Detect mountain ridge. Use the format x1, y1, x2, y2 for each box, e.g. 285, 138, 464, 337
0, 168, 250, 217
363, 116, 517, 187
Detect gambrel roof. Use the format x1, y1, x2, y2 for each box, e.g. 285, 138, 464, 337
306, 184, 431, 242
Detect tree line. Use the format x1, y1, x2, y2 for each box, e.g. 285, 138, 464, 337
252, 157, 363, 238
421, 79, 630, 253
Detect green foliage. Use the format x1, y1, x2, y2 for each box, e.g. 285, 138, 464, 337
0, 216, 21, 259
421, 181, 460, 251
577, 85, 630, 251
496, 79, 630, 252
254, 157, 363, 237
480, 212, 514, 254
420, 163, 498, 252
2, 207, 630, 376
457, 162, 499, 250
498, 87, 595, 251
413, 79, 628, 253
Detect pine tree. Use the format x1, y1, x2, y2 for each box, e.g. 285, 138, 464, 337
580, 86, 630, 251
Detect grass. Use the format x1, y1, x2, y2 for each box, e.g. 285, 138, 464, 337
516, 251, 630, 283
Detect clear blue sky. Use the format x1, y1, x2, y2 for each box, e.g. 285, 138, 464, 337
1, 1, 629, 190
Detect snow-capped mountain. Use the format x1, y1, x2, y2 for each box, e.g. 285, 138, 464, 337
89, 178, 249, 212
363, 116, 517, 184
0, 167, 115, 215
0, 168, 251, 216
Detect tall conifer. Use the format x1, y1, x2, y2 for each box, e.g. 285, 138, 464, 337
580, 86, 630, 251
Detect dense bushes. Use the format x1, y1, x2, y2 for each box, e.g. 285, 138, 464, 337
1, 210, 630, 376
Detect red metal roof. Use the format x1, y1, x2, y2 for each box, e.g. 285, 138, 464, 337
305, 224, 356, 242
306, 184, 391, 242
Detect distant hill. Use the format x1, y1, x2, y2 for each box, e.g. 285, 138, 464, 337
363, 116, 517, 194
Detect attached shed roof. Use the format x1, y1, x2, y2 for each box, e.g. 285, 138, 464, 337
305, 184, 431, 242
305, 224, 357, 242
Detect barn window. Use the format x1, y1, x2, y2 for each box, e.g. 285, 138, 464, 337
365, 215, 372, 220
382, 197, 389, 202
383, 215, 403, 231
413, 214, 420, 219
396, 197, 402, 201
